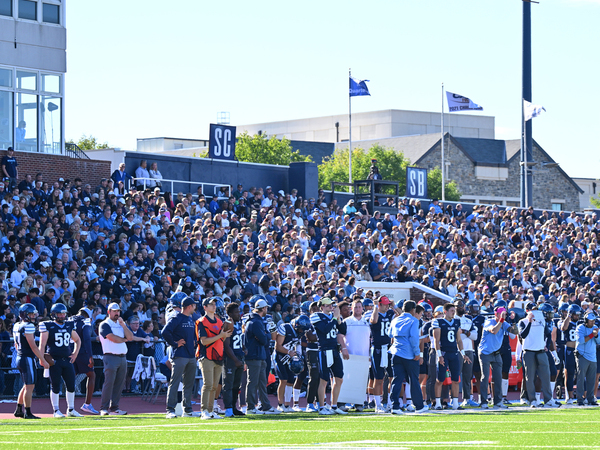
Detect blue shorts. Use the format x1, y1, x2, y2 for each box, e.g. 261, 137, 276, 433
437, 351, 460, 383
49, 357, 76, 394
17, 356, 37, 386
74, 353, 94, 375
545, 350, 556, 374
318, 350, 343, 381
274, 354, 296, 384
370, 346, 393, 380
555, 344, 565, 371
564, 347, 576, 373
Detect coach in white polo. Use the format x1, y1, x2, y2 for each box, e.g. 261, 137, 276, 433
99, 302, 133, 416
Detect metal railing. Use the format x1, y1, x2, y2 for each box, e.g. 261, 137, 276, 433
65, 142, 91, 160
129, 178, 231, 198
331, 179, 400, 215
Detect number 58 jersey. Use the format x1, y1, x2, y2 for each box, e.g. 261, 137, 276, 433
39, 321, 75, 359
431, 317, 460, 353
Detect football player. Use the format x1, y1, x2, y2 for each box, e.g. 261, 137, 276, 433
559, 304, 580, 404
310, 297, 347, 415
222, 302, 246, 417
274, 315, 311, 412
494, 300, 513, 405
364, 296, 396, 413
39, 303, 82, 417
432, 302, 471, 410
554, 303, 569, 400
456, 299, 478, 407
70, 308, 99, 414
303, 301, 321, 412
539, 303, 561, 406
418, 301, 433, 405
14, 304, 50, 419
466, 299, 485, 405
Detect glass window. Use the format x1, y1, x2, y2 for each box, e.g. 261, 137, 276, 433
551, 203, 563, 211
41, 96, 60, 154
0, 0, 12, 17
18, 0, 37, 20
16, 71, 37, 90
0, 68, 12, 88
41, 73, 60, 93
42, 3, 59, 23
0, 91, 13, 150
15, 93, 37, 152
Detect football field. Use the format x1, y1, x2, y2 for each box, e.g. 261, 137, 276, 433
2, 406, 600, 450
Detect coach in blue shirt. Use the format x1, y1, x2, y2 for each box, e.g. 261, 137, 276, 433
575, 311, 600, 405
388, 300, 425, 414
478, 307, 511, 408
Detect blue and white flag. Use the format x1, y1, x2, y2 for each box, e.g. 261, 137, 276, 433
350, 77, 370, 97
446, 91, 483, 112
523, 99, 546, 121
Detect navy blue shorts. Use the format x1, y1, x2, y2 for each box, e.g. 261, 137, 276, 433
318, 350, 343, 381
74, 353, 94, 375
49, 357, 76, 394
370, 347, 393, 380
274, 354, 296, 384
564, 347, 576, 373
420, 352, 428, 375
437, 351, 460, 383
17, 356, 36, 386
472, 348, 482, 374
555, 344, 565, 371
545, 350, 556, 374
501, 346, 512, 374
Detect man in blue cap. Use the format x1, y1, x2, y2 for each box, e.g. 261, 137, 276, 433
576, 311, 600, 406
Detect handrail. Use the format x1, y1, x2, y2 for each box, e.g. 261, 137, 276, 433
129, 177, 231, 198
65, 143, 91, 160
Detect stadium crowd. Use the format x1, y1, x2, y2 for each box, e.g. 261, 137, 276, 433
4, 149, 600, 419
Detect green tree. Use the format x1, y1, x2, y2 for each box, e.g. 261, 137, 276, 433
67, 134, 110, 150
235, 132, 312, 165
318, 144, 410, 192
591, 196, 600, 209
426, 166, 462, 201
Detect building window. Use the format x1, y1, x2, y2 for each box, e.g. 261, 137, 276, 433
0, 91, 13, 150
41, 73, 60, 93
15, 93, 37, 152
0, 68, 12, 88
551, 203, 563, 211
16, 71, 37, 90
0, 0, 12, 17
18, 0, 37, 20
42, 3, 59, 24
41, 96, 60, 153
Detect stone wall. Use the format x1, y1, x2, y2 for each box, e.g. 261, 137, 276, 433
415, 137, 580, 211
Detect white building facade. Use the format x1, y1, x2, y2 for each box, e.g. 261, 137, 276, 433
0, 0, 66, 154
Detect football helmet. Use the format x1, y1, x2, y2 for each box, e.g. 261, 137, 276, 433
249, 294, 267, 309
19, 303, 38, 323
567, 304, 582, 320
291, 315, 311, 333
466, 299, 480, 316
51, 303, 68, 324
289, 356, 304, 375
169, 292, 187, 309
538, 303, 555, 321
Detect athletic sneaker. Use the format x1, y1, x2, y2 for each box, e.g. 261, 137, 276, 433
466, 399, 479, 407
375, 406, 387, 414
305, 404, 318, 413
213, 404, 225, 414
277, 405, 292, 413
246, 408, 264, 415
109, 409, 127, 415
210, 411, 224, 419
67, 409, 83, 417
319, 407, 334, 415
368, 401, 376, 409
332, 406, 348, 415
502, 397, 511, 405
434, 405, 443, 411
354, 404, 364, 412
14, 409, 24, 418
452, 406, 464, 411
232, 408, 245, 416
224, 409, 234, 418
493, 403, 508, 409
100, 410, 110, 416
588, 401, 599, 407
384, 403, 392, 413
166, 411, 178, 419
338, 404, 350, 412
391, 408, 404, 415
182, 411, 201, 417
201, 410, 213, 420
23, 413, 41, 419
405, 404, 416, 412
53, 410, 65, 418
566, 398, 574, 405
292, 405, 304, 412
480, 402, 490, 409
80, 404, 100, 415
543, 401, 561, 408
415, 405, 430, 413
262, 407, 281, 415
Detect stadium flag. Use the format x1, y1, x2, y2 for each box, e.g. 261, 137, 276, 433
446, 91, 483, 112
349, 77, 370, 97
523, 99, 546, 121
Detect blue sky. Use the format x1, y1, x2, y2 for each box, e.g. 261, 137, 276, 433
66, 0, 599, 178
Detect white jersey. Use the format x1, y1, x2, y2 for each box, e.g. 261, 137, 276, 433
459, 315, 477, 352
343, 315, 371, 357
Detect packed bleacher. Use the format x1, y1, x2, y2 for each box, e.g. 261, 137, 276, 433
4, 154, 600, 419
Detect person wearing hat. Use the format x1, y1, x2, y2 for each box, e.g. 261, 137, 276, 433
342, 199, 357, 216
311, 297, 347, 415
244, 298, 279, 415
162, 296, 200, 419
575, 311, 600, 406
1, 147, 18, 189
196, 297, 232, 419
98, 302, 134, 415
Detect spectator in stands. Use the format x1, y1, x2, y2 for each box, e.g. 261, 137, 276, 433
1, 147, 18, 189
111, 163, 132, 190
135, 160, 150, 191
148, 162, 163, 189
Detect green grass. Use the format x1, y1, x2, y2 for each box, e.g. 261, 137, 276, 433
2, 407, 600, 449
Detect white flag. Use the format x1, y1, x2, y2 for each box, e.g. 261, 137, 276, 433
446, 91, 483, 112
523, 99, 546, 121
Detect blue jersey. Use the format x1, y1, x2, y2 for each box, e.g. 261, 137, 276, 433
431, 317, 460, 353
276, 323, 301, 356
39, 320, 75, 359
364, 309, 395, 347
70, 316, 93, 357
421, 319, 432, 355
228, 321, 245, 359
262, 314, 275, 355
468, 314, 486, 350
554, 318, 566, 347
13, 321, 37, 358
544, 320, 554, 349
558, 320, 578, 345
310, 312, 339, 351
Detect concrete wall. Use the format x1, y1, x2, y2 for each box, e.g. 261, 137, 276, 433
573, 178, 598, 210
0, 16, 67, 73
84, 148, 126, 173
237, 109, 495, 143
4, 149, 110, 188
123, 152, 318, 199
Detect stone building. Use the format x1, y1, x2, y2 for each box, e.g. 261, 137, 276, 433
336, 133, 582, 211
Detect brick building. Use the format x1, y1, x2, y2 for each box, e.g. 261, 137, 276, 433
336, 133, 582, 212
